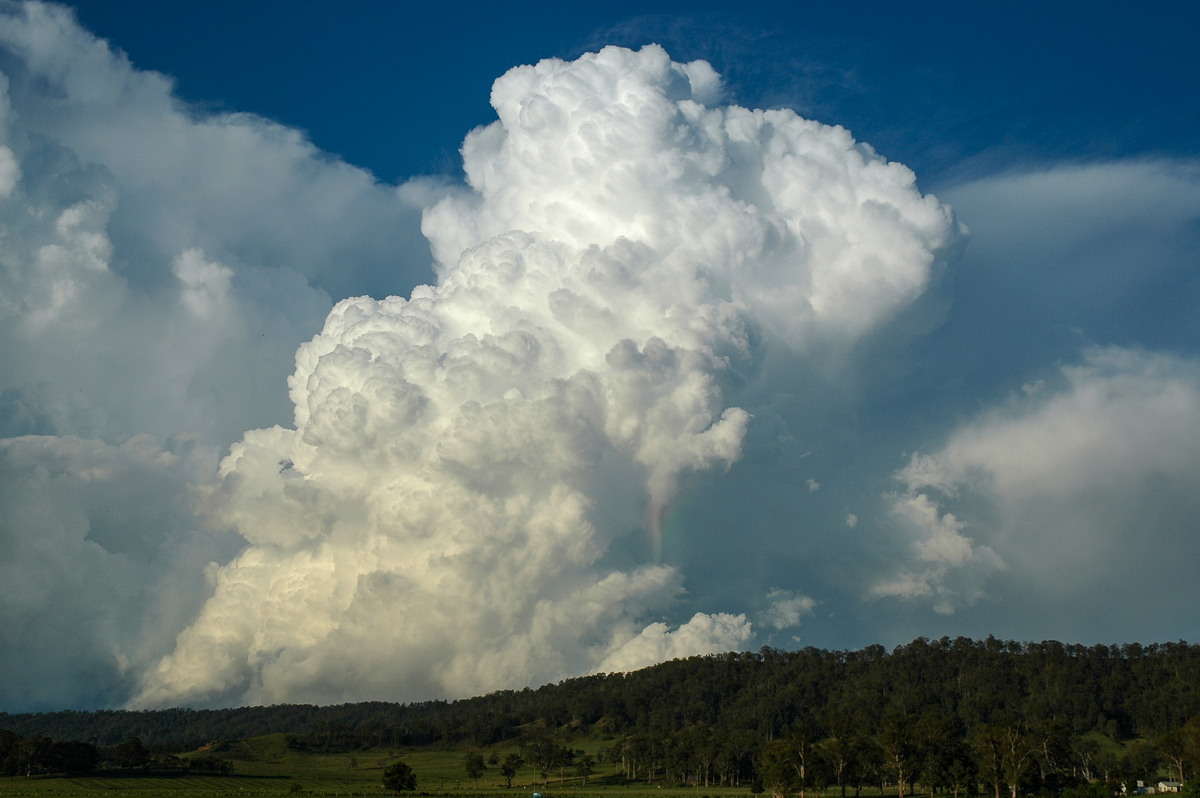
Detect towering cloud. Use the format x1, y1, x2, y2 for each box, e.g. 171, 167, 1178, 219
131, 44, 956, 707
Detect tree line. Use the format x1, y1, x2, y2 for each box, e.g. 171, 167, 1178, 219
6, 637, 1200, 790
0, 731, 233, 777
591, 709, 1199, 797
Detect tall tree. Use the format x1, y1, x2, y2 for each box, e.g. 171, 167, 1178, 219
1159, 728, 1188, 785
759, 740, 797, 798
913, 712, 960, 796
464, 752, 486, 787
1028, 720, 1074, 791
576, 753, 595, 786
818, 713, 864, 798
879, 713, 916, 798
499, 753, 523, 788
787, 723, 821, 798
997, 723, 1037, 798
972, 724, 1006, 798
1072, 737, 1101, 783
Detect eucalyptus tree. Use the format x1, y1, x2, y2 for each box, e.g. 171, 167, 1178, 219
463, 751, 486, 787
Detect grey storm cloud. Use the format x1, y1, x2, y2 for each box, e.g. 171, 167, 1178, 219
1, 1, 1198, 712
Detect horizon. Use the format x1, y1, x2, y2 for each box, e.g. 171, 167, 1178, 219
2, 634, 1195, 718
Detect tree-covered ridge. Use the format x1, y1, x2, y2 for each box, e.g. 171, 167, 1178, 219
4, 637, 1200, 749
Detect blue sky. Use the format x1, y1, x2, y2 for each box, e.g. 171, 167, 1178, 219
0, 0, 1198, 711
67, 0, 1199, 183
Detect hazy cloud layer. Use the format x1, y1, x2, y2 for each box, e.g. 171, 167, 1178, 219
0, 1, 440, 444
0, 1, 439, 710
887, 347, 1200, 617
855, 163, 1200, 642
1, 2, 1198, 712
0, 433, 238, 709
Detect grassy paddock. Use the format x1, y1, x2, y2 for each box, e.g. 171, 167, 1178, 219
0, 781, 762, 798
4, 733, 976, 798
0, 735, 767, 798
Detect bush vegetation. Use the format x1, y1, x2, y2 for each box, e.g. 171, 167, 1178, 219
6, 638, 1200, 797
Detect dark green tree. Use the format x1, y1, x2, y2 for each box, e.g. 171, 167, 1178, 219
382, 760, 417, 793
1072, 737, 1102, 782
576, 753, 596, 786
973, 724, 1007, 798
758, 740, 797, 798
879, 713, 916, 798
112, 737, 149, 770
500, 753, 523, 788
1028, 720, 1076, 793
522, 734, 558, 780
945, 748, 977, 798
48, 740, 97, 774
0, 731, 19, 777
786, 724, 821, 798
819, 712, 860, 798
1159, 728, 1189, 784
553, 744, 575, 783
912, 711, 960, 795
13, 735, 52, 777
996, 723, 1037, 798
464, 751, 486, 786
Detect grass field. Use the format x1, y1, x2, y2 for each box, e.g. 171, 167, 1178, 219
0, 733, 754, 798
1, 731, 1142, 798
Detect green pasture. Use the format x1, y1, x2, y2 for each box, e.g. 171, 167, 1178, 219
0, 733, 752, 798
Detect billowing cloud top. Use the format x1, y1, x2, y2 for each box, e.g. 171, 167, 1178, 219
130, 44, 955, 707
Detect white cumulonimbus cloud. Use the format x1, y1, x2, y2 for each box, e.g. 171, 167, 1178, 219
131, 44, 956, 707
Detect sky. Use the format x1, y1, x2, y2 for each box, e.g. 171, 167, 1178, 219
0, 0, 1197, 712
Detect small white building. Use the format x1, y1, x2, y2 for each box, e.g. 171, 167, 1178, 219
1157, 782, 1182, 794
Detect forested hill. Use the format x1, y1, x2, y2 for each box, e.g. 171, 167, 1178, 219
5, 637, 1200, 748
